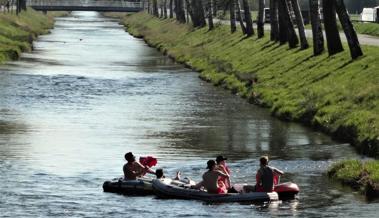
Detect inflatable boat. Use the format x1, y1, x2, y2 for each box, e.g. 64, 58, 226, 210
274, 182, 300, 200
232, 182, 300, 200
103, 177, 154, 195
152, 178, 279, 203
103, 176, 195, 195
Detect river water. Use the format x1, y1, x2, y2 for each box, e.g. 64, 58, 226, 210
0, 12, 378, 217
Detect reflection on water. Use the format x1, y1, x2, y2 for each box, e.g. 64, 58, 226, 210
0, 11, 378, 217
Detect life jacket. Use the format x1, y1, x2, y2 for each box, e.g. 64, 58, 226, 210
256, 166, 274, 192
216, 165, 231, 190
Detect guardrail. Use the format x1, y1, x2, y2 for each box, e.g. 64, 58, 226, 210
26, 0, 143, 8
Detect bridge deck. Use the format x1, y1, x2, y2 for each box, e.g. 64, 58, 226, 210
30, 5, 143, 12
27, 0, 144, 12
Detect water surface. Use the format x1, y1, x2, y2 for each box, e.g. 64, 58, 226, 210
0, 12, 377, 217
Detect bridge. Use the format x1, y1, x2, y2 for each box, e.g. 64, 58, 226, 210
27, 0, 145, 12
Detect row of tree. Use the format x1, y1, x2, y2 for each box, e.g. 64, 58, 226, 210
145, 0, 363, 59
300, 0, 379, 14
6, 0, 27, 14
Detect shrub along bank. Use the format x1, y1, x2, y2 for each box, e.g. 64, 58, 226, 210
119, 12, 379, 158
328, 160, 379, 198
0, 9, 66, 63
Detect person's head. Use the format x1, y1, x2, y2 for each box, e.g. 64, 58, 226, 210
216, 155, 227, 165
156, 168, 164, 179
124, 152, 135, 162
260, 155, 269, 166
206, 160, 216, 171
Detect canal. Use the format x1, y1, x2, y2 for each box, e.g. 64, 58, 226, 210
0, 11, 377, 217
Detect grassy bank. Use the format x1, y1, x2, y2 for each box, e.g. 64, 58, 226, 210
119, 12, 379, 158
0, 9, 66, 63
305, 21, 379, 38
354, 22, 379, 37
328, 160, 379, 198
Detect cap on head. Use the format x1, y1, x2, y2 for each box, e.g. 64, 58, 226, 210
216, 155, 227, 163
124, 152, 135, 162
260, 155, 269, 166
206, 159, 216, 169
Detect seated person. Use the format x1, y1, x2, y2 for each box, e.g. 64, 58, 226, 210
156, 168, 165, 179
215, 155, 231, 190
192, 160, 230, 194
155, 169, 192, 184
123, 152, 155, 180
244, 155, 284, 193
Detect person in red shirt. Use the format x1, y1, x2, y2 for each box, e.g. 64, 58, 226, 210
215, 155, 231, 191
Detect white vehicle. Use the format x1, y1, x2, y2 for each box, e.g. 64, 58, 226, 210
361, 7, 379, 22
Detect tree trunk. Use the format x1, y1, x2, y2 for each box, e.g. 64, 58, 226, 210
175, 0, 186, 23
236, 0, 246, 34
207, 0, 214, 30
185, 0, 194, 24
16, 0, 19, 15
169, 0, 174, 18
229, 0, 237, 33
291, 0, 308, 49
192, 0, 206, 27
242, 0, 254, 36
164, 0, 168, 18
174, 0, 178, 17
257, 0, 265, 38
213, 0, 218, 16
270, 0, 279, 41
309, 0, 324, 55
278, 0, 288, 44
335, 0, 363, 59
21, 0, 26, 11
186, 2, 190, 23
322, 0, 343, 55
160, 1, 164, 18
148, 0, 151, 14
153, 0, 159, 17
281, 0, 298, 48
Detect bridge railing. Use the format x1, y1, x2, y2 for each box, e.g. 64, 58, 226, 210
26, 0, 143, 8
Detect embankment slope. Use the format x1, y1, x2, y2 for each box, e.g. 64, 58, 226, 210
120, 13, 378, 158
0, 9, 65, 63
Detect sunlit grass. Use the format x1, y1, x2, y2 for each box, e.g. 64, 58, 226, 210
328, 159, 379, 193
353, 22, 379, 37
305, 20, 379, 37
329, 160, 362, 182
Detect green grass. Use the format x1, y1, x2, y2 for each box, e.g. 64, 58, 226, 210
120, 12, 379, 157
328, 160, 362, 182
305, 20, 379, 38
328, 159, 379, 196
353, 22, 379, 37
0, 8, 64, 63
